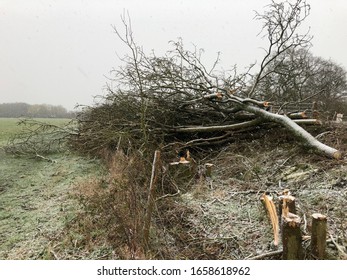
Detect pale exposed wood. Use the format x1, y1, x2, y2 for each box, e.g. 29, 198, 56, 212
279, 194, 296, 218
261, 193, 279, 246
292, 119, 322, 125
173, 118, 321, 133
287, 111, 308, 119
169, 160, 196, 188
204, 163, 214, 177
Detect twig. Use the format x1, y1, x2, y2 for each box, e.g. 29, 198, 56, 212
50, 249, 59, 260
246, 249, 283, 260
329, 233, 347, 259
35, 153, 57, 163
302, 213, 308, 234
209, 198, 226, 206
156, 190, 181, 201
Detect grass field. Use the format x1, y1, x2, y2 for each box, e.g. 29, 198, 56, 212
0, 118, 71, 145
1, 118, 346, 260
0, 118, 103, 259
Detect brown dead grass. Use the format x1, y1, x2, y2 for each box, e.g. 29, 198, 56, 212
49, 150, 150, 259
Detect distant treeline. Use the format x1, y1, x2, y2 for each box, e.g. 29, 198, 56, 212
0, 102, 75, 118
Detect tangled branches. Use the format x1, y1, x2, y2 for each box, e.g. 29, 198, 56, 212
6, 1, 343, 160
5, 119, 77, 157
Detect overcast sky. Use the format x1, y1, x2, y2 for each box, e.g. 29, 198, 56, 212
1, 0, 347, 111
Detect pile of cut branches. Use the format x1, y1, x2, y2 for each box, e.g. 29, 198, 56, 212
5, 1, 343, 161
5, 118, 76, 157
73, 0, 342, 160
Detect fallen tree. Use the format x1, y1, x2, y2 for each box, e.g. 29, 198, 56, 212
71, 0, 343, 160
237, 102, 341, 159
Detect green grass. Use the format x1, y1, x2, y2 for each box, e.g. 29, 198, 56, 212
0, 118, 103, 259
0, 118, 71, 146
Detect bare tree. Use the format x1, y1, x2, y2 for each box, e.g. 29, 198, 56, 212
254, 48, 347, 117
247, 0, 312, 98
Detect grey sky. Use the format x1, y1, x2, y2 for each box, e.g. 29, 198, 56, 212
1, 0, 347, 111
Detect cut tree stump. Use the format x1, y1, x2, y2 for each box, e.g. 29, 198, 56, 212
169, 158, 196, 188
279, 190, 296, 218
282, 214, 303, 260
204, 163, 214, 178
311, 213, 327, 259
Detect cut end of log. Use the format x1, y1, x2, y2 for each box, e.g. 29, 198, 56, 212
204, 163, 214, 177
283, 214, 301, 227
312, 213, 327, 221
333, 151, 343, 160
216, 92, 223, 99
311, 212, 327, 259
287, 111, 308, 119
282, 213, 303, 260
179, 157, 190, 164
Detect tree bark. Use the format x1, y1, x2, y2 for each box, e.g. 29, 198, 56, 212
174, 118, 262, 133
240, 103, 342, 159
282, 214, 303, 260
143, 150, 161, 249
311, 213, 327, 259
173, 118, 321, 133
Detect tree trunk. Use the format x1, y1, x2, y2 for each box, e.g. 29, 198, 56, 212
311, 213, 327, 259
282, 214, 303, 260
240, 104, 342, 159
